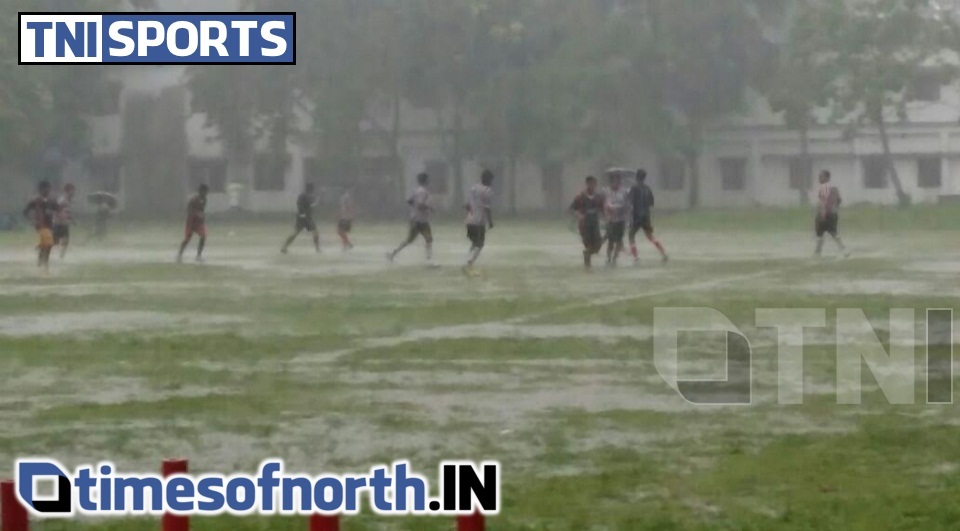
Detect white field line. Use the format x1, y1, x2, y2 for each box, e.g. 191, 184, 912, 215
506, 266, 798, 325
293, 264, 803, 366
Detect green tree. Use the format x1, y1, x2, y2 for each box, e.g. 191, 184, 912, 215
472, 1, 612, 213
396, 0, 506, 206
766, 0, 838, 205
0, 0, 117, 174
607, 0, 773, 208
817, 0, 957, 206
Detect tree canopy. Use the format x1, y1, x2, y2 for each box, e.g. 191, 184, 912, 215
10, 0, 960, 208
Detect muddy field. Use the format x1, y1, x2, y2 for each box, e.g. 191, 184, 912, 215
0, 211, 958, 530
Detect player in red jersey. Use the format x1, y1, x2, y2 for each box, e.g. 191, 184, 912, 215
814, 170, 850, 258
178, 184, 209, 263
570, 176, 606, 270
22, 180, 60, 272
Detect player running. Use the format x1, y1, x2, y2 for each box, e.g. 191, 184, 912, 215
604, 171, 630, 267
388, 172, 434, 264
23, 180, 60, 272
814, 170, 850, 258
628, 169, 669, 265
282, 183, 321, 254
337, 186, 355, 251
53, 183, 76, 259
463, 170, 495, 274
570, 176, 606, 270
177, 184, 209, 264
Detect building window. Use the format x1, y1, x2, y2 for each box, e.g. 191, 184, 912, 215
363, 156, 397, 180
789, 157, 813, 191
303, 157, 342, 188
541, 161, 564, 191
254, 153, 289, 191
659, 158, 685, 191
863, 156, 889, 189
87, 157, 122, 193
909, 72, 942, 103
76, 76, 122, 116
188, 158, 227, 193
719, 157, 747, 191
424, 159, 449, 195
90, 81, 122, 116
917, 157, 942, 189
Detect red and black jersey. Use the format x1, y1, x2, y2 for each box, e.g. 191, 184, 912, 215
570, 192, 605, 224
25, 196, 59, 230
187, 195, 206, 224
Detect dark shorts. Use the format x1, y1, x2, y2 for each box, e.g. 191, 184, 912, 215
53, 225, 70, 244
408, 221, 433, 242
630, 216, 654, 239
338, 219, 353, 233
296, 216, 317, 233
606, 221, 626, 244
816, 213, 839, 237
467, 224, 487, 249
580, 221, 603, 252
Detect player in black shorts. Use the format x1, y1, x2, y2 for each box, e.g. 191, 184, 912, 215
337, 187, 355, 251
281, 183, 320, 254
570, 176, 606, 270
628, 169, 668, 265
53, 183, 76, 259
604, 171, 629, 267
815, 170, 850, 258
463, 170, 495, 274
388, 173, 435, 264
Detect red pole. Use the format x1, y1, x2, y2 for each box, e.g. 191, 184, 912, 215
457, 512, 484, 531
309, 514, 340, 531
161, 459, 189, 531
1, 480, 28, 531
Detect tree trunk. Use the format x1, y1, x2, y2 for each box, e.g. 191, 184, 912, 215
391, 88, 404, 201
685, 122, 703, 209
451, 96, 466, 207
798, 125, 811, 206
686, 151, 700, 209
877, 114, 911, 207
121, 88, 188, 215
507, 154, 518, 215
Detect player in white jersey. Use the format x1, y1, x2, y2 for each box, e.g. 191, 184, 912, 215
463, 170, 495, 274
53, 183, 76, 259
604, 171, 630, 267
388, 172, 434, 263
337, 186, 355, 251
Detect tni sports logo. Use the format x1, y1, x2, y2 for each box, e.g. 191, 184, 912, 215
19, 12, 296, 64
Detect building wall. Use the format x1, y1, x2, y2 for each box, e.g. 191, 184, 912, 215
687, 123, 960, 210
83, 84, 960, 215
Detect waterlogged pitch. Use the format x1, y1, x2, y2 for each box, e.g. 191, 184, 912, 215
1, 207, 959, 530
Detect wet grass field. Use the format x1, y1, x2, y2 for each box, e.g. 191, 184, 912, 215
0, 206, 958, 530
